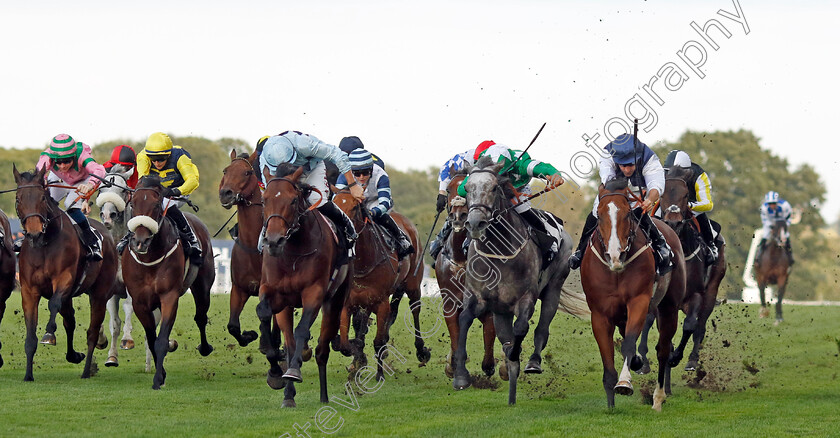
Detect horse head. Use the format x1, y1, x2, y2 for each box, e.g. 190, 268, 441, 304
262, 164, 312, 256
96, 164, 134, 230
128, 176, 167, 254
662, 165, 694, 231
464, 156, 508, 239
219, 149, 261, 209
771, 219, 788, 246
13, 165, 53, 247
596, 177, 635, 272
447, 172, 469, 232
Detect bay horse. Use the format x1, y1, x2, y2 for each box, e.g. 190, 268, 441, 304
13, 165, 118, 381
331, 187, 429, 379
755, 219, 791, 324
580, 178, 685, 410
651, 165, 727, 372
122, 175, 215, 389
436, 172, 496, 380
0, 208, 17, 369
258, 164, 350, 407
454, 157, 588, 405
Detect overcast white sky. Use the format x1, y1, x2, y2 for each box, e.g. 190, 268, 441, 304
2, 0, 838, 220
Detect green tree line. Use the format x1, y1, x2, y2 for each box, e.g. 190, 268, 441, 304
1, 130, 837, 300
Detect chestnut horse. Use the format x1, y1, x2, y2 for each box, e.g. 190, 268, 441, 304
122, 176, 215, 389
580, 179, 685, 410
258, 165, 350, 407
13, 166, 118, 380
454, 157, 587, 405
0, 208, 17, 369
652, 165, 727, 372
331, 188, 429, 379
436, 173, 496, 380
755, 219, 791, 324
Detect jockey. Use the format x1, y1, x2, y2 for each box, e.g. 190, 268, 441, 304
456, 140, 565, 262
103, 144, 138, 189
259, 130, 365, 258
118, 132, 203, 265
568, 133, 673, 276
755, 191, 794, 265
338, 136, 386, 169
427, 147, 476, 263
32, 134, 106, 261
336, 149, 414, 259
663, 150, 718, 265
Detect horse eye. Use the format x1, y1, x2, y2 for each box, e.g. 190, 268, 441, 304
245, 171, 253, 176
222, 169, 227, 175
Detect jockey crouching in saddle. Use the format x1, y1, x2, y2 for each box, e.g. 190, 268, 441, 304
257, 131, 365, 262
335, 149, 414, 259
116, 132, 203, 266
663, 150, 719, 265
21, 134, 106, 261
428, 146, 476, 267
755, 191, 794, 265
455, 140, 566, 264
568, 133, 673, 275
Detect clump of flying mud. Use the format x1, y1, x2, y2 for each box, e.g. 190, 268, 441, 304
522, 352, 568, 400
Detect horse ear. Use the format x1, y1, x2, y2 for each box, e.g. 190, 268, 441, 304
248, 150, 259, 165
36, 165, 48, 183
13, 164, 20, 184
598, 183, 608, 196
125, 166, 135, 179
291, 166, 305, 182
262, 166, 272, 182
491, 160, 505, 175
230, 149, 237, 161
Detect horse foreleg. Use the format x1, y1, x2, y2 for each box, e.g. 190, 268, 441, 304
284, 301, 318, 383
591, 312, 618, 408
192, 285, 214, 357
152, 295, 179, 390
670, 292, 701, 367
227, 285, 256, 347
372, 299, 392, 381
82, 293, 109, 378
59, 298, 85, 364
43, 293, 63, 345
256, 296, 285, 390
758, 283, 769, 318
637, 311, 657, 374
479, 312, 496, 377
444, 307, 460, 379
775, 276, 788, 324
527, 287, 560, 374
405, 288, 431, 364
452, 299, 478, 390
21, 289, 40, 381
106, 295, 121, 366
317, 288, 346, 405
121, 293, 135, 348
622, 294, 648, 373
688, 288, 717, 371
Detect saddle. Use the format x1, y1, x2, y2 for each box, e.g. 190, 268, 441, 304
72, 224, 103, 260
529, 210, 564, 269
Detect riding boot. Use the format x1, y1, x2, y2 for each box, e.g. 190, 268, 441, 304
569, 212, 598, 270
785, 240, 795, 265
67, 208, 102, 261
318, 202, 357, 258
166, 206, 204, 266
13, 239, 22, 253
696, 213, 718, 265
753, 238, 767, 265
638, 211, 672, 276
117, 232, 133, 255
375, 213, 414, 259
519, 208, 557, 263
429, 219, 453, 267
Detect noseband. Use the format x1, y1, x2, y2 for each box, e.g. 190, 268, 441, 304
224, 158, 263, 207
595, 191, 637, 258
16, 184, 59, 237
466, 169, 506, 222
262, 176, 312, 241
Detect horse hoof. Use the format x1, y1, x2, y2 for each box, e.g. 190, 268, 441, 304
281, 399, 297, 408
242, 331, 258, 345
685, 359, 699, 372
105, 356, 119, 367
667, 352, 683, 368
197, 344, 214, 357
416, 347, 431, 364
630, 354, 644, 372
120, 339, 135, 350
453, 375, 471, 390
774, 319, 783, 326
96, 337, 108, 350
67, 352, 85, 364
638, 363, 651, 375
168, 340, 178, 352
445, 364, 454, 379
524, 360, 542, 374
759, 307, 769, 318
499, 360, 509, 381
302, 345, 312, 362
267, 371, 287, 390
614, 381, 633, 396
40, 333, 56, 346
482, 363, 496, 377
282, 368, 303, 383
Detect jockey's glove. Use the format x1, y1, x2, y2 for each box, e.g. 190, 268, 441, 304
436, 193, 447, 213
162, 187, 181, 198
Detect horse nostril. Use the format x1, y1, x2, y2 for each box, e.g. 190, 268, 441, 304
110, 211, 117, 219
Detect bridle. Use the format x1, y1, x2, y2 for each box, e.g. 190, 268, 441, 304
465, 168, 508, 223
262, 176, 321, 241
16, 183, 62, 238
663, 176, 692, 235
593, 190, 638, 261
223, 158, 263, 207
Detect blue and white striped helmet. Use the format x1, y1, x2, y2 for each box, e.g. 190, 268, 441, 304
349, 149, 374, 171
764, 191, 780, 203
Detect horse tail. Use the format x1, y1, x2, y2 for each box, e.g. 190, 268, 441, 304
557, 286, 591, 319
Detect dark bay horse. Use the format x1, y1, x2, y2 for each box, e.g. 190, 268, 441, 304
454, 157, 587, 405
580, 179, 685, 410
436, 173, 496, 380
122, 176, 215, 389
0, 208, 17, 369
331, 189, 429, 379
755, 219, 791, 324
258, 165, 350, 407
14, 165, 118, 380
653, 165, 727, 372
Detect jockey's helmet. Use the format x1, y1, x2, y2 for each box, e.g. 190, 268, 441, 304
145, 132, 173, 160
764, 191, 780, 204
349, 149, 374, 171
473, 140, 496, 160
262, 135, 297, 169
44, 134, 79, 160
664, 150, 691, 169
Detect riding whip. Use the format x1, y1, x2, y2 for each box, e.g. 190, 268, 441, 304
413, 209, 442, 276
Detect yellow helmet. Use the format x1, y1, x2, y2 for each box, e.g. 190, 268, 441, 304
145, 132, 173, 157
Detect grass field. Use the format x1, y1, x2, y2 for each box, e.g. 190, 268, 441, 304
0, 290, 837, 438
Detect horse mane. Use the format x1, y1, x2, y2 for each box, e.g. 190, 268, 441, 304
18, 170, 39, 183
274, 163, 313, 198
475, 155, 495, 170
108, 163, 132, 175
137, 175, 163, 189
471, 155, 516, 205
236, 152, 250, 159
666, 165, 694, 182
604, 176, 629, 192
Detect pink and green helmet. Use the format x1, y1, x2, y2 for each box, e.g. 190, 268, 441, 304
42, 134, 82, 160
